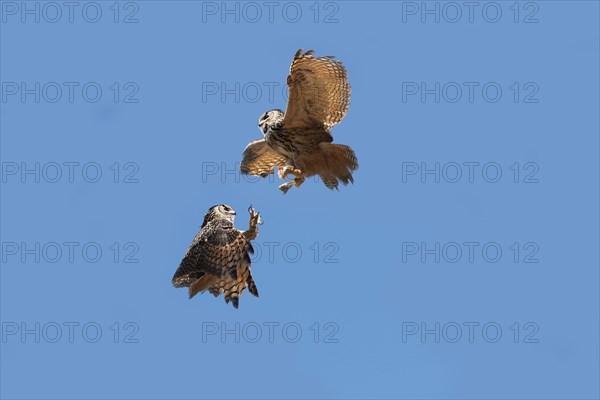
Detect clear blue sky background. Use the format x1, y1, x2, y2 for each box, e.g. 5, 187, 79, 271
1, 1, 599, 399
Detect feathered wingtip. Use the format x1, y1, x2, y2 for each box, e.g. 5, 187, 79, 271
248, 279, 259, 298
295, 49, 340, 62
294, 49, 315, 60
224, 296, 239, 309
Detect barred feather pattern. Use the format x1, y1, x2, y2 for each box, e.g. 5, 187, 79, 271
172, 205, 261, 309
240, 49, 358, 192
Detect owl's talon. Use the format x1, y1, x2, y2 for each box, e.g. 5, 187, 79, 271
278, 166, 290, 180
278, 183, 291, 194
247, 206, 262, 226
278, 165, 304, 181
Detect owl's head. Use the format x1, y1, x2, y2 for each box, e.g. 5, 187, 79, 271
202, 204, 236, 227
258, 109, 285, 135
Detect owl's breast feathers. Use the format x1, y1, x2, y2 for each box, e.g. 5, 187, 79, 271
266, 127, 333, 161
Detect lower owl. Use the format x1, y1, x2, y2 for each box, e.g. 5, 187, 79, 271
172, 204, 262, 309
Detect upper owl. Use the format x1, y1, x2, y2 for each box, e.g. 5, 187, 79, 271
172, 204, 262, 309
241, 49, 358, 194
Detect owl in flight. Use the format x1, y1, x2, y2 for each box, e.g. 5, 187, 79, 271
241, 49, 358, 194
172, 205, 262, 309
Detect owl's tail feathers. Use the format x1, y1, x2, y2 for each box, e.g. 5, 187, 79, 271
189, 275, 218, 299
247, 271, 259, 298
220, 266, 258, 309
319, 143, 359, 190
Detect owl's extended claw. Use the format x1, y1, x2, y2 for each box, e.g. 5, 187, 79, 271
244, 207, 261, 241
278, 166, 303, 181
278, 183, 291, 194
247, 206, 262, 226
278, 166, 289, 180
278, 175, 305, 194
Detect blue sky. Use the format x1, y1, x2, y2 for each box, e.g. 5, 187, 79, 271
1, 1, 599, 399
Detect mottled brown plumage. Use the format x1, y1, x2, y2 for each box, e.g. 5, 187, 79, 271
172, 205, 262, 309
241, 49, 358, 193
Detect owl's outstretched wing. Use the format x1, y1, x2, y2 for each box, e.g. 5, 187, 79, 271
240, 138, 288, 177
282, 49, 351, 131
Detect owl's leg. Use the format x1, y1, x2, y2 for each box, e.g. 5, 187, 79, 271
278, 165, 303, 180
244, 206, 262, 240
278, 166, 291, 180
278, 175, 305, 194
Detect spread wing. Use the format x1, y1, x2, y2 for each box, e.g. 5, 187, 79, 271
282, 49, 351, 131
172, 220, 251, 289
240, 138, 288, 177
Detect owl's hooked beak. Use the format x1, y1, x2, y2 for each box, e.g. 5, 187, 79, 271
223, 206, 236, 216
259, 122, 268, 135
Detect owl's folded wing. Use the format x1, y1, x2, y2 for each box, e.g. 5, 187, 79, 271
172, 224, 248, 288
